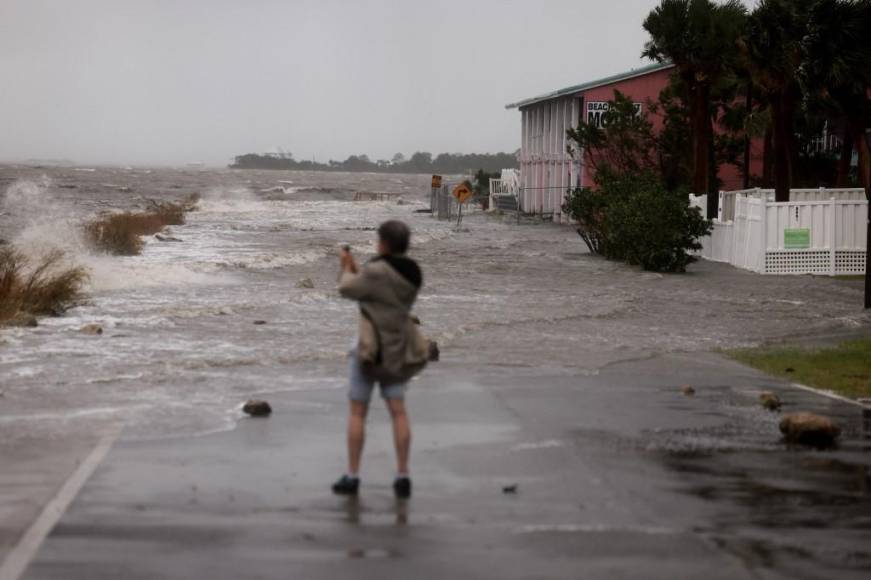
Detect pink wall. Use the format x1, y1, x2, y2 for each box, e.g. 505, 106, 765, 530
578, 67, 761, 191
582, 68, 673, 132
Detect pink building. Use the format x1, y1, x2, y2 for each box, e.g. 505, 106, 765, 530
506, 62, 761, 220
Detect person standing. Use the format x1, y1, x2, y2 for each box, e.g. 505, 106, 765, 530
332, 220, 428, 499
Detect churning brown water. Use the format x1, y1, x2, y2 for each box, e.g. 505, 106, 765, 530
1, 165, 868, 441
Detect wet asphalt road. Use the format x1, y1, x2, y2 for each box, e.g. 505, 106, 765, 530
20, 352, 871, 580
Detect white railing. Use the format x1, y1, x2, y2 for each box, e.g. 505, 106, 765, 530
700, 190, 867, 275
489, 178, 514, 195
489, 169, 521, 212
490, 169, 520, 195
718, 187, 865, 221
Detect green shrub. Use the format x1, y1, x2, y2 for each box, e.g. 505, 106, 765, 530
561, 186, 609, 255
563, 172, 712, 272
472, 169, 499, 196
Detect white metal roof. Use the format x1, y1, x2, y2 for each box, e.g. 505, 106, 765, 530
505, 62, 675, 110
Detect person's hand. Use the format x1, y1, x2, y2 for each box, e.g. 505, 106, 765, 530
340, 247, 358, 273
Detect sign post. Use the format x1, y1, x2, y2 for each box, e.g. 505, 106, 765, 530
451, 182, 473, 229
430, 175, 442, 214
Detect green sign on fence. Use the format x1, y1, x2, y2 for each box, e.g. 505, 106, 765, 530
784, 228, 811, 249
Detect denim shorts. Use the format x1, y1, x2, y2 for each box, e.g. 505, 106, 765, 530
348, 349, 407, 403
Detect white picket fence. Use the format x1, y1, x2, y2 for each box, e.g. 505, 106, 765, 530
718, 187, 866, 221
697, 188, 867, 275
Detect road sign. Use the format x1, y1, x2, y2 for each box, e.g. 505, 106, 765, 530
452, 182, 474, 204
431, 175, 442, 188
784, 228, 810, 249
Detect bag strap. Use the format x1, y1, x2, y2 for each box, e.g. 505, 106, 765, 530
359, 306, 383, 364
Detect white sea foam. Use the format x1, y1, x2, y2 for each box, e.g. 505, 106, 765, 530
3, 180, 94, 279
515, 524, 678, 536
511, 439, 565, 451
197, 185, 260, 213
3, 178, 232, 292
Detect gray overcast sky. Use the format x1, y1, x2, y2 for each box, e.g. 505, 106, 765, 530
1, 0, 671, 166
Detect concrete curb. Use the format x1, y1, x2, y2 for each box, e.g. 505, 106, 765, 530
786, 382, 871, 436
787, 381, 867, 408
789, 383, 871, 409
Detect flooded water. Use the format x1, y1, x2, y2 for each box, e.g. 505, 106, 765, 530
1, 165, 869, 441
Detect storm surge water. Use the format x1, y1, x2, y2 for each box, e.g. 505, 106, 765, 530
0, 167, 451, 440
1, 166, 868, 443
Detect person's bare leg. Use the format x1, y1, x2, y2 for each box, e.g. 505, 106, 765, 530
385, 398, 411, 474
347, 401, 368, 475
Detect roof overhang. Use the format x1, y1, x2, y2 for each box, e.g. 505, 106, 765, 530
505, 62, 675, 110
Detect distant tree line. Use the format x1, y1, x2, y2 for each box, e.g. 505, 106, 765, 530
229, 151, 519, 174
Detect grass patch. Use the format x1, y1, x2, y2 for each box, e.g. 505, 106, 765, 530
727, 339, 871, 400
0, 247, 88, 325
84, 197, 197, 256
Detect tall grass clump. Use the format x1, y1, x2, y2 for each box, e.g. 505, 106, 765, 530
84, 197, 198, 256
0, 247, 88, 324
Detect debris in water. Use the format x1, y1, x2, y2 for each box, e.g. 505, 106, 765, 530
80, 323, 103, 335
154, 233, 183, 242
428, 341, 440, 362
252, 320, 267, 325
680, 385, 695, 396
242, 400, 272, 417
759, 391, 782, 411
784, 367, 795, 373
779, 412, 840, 447
296, 278, 315, 289
502, 484, 518, 494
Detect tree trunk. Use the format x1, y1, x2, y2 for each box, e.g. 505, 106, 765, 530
836, 121, 853, 188
690, 83, 711, 195
771, 91, 795, 202
855, 128, 871, 309
743, 83, 752, 190
763, 125, 774, 188
689, 82, 715, 218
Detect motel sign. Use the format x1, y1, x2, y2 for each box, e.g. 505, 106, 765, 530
586, 101, 643, 129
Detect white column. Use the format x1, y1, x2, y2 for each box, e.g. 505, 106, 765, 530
829, 196, 837, 275
760, 198, 768, 273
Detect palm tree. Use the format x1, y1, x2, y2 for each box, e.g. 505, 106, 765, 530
742, 0, 814, 202
643, 0, 747, 217
800, 0, 871, 307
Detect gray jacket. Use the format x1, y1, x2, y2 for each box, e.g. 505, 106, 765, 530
338, 255, 429, 382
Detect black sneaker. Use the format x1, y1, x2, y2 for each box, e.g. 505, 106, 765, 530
393, 476, 412, 499
332, 475, 359, 496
